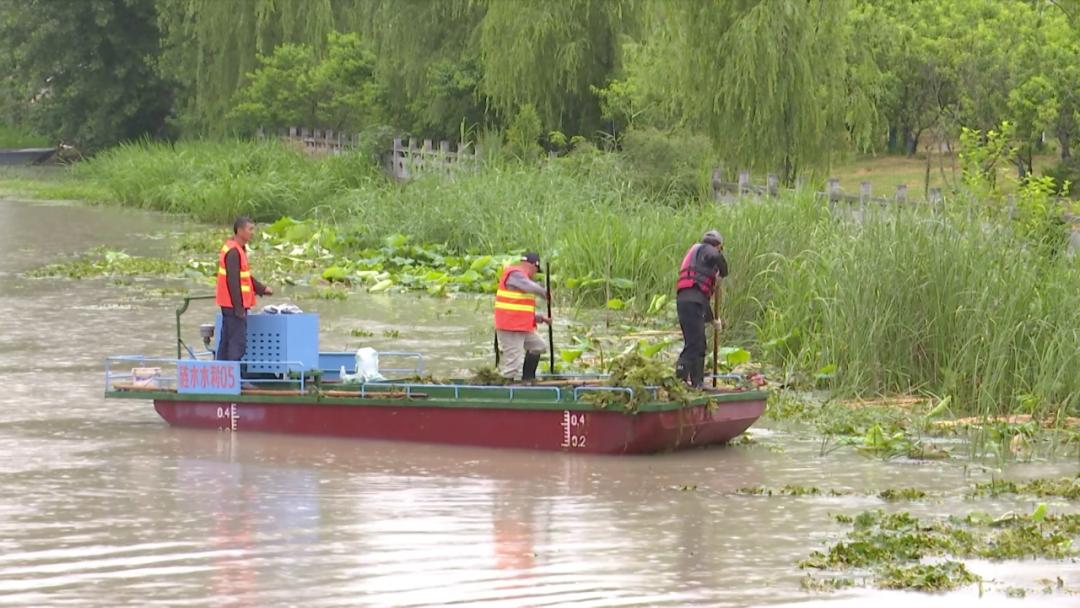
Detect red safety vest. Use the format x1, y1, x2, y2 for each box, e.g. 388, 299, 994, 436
494, 264, 537, 331
215, 240, 256, 309
675, 243, 718, 297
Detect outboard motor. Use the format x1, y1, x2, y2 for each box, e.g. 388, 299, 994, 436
199, 323, 215, 350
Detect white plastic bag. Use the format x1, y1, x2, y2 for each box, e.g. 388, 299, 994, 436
131, 367, 161, 388
261, 303, 304, 314
339, 348, 386, 383
355, 347, 386, 382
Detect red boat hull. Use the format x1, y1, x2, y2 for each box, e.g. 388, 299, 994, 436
152, 397, 766, 454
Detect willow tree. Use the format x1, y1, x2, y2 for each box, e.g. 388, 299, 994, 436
664, 0, 873, 183
472, 0, 639, 135
349, 0, 487, 137
157, 0, 339, 133
354, 0, 639, 136
1052, 0, 1080, 24
160, 0, 489, 137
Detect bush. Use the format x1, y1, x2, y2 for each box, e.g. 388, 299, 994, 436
619, 127, 717, 201
0, 123, 49, 148
228, 32, 384, 135
74, 138, 343, 222
506, 104, 543, 163
346, 124, 400, 177
1043, 157, 1080, 197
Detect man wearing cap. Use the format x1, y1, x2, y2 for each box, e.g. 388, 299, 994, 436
675, 230, 728, 388
494, 252, 551, 381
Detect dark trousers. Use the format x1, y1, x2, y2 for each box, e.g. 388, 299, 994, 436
676, 299, 707, 387
216, 308, 248, 362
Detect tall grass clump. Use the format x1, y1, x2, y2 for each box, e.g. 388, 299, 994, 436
748, 206, 1080, 418
73, 138, 382, 223
332, 157, 827, 308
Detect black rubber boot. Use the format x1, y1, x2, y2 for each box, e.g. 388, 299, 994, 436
675, 360, 691, 384
522, 352, 542, 381
690, 358, 705, 389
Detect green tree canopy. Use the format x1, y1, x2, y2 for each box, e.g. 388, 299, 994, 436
229, 31, 383, 133
472, 0, 637, 135
157, 0, 339, 133
659, 0, 874, 181
0, 0, 173, 151
2, 0, 1080, 174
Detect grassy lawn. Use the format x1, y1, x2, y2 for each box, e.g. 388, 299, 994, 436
0, 124, 50, 149
0, 166, 109, 201
831, 153, 1059, 199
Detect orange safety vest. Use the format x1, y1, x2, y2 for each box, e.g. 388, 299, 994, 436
675, 243, 718, 298
494, 264, 537, 331
215, 240, 256, 309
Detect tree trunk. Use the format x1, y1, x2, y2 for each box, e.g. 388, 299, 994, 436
1057, 103, 1074, 160
1014, 147, 1033, 180
887, 126, 900, 154
924, 150, 931, 198
782, 155, 796, 187
902, 126, 917, 156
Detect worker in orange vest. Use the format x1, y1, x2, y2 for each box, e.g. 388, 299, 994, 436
494, 252, 550, 381
215, 217, 272, 361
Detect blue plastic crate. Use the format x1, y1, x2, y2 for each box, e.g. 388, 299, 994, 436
214, 312, 320, 372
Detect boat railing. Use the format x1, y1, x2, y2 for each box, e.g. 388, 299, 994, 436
105, 355, 756, 402
318, 350, 424, 380
541, 372, 610, 381
354, 381, 564, 402
105, 356, 309, 392
377, 351, 425, 376
573, 386, 636, 402
572, 376, 747, 402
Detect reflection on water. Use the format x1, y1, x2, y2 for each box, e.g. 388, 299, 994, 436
0, 198, 1078, 606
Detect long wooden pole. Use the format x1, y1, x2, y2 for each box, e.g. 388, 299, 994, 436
711, 285, 721, 388
545, 261, 555, 374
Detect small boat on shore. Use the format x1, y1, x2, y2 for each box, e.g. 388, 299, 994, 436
103, 297, 766, 454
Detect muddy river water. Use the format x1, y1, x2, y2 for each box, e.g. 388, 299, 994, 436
0, 198, 1077, 606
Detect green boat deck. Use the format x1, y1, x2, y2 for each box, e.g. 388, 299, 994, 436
106, 382, 769, 413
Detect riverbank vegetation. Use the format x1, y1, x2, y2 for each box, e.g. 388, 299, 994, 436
801, 505, 1080, 593
731, 472, 1080, 594
17, 139, 1080, 422
0, 123, 48, 148
721, 473, 1080, 594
